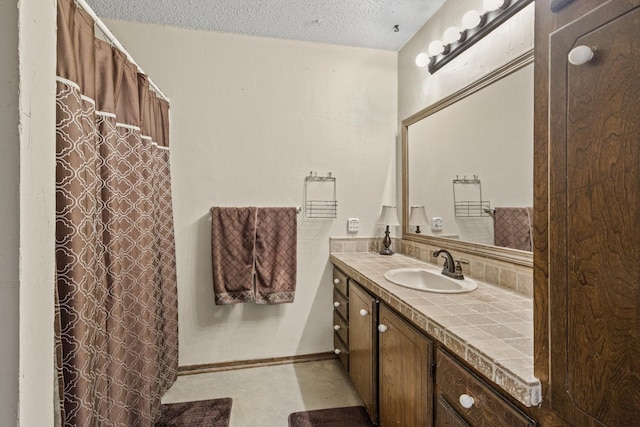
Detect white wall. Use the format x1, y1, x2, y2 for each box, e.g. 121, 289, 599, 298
17, 0, 57, 425
0, 1, 56, 426
104, 20, 398, 366
0, 0, 20, 424
0, 0, 59, 425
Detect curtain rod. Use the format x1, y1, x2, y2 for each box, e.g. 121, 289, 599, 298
76, 0, 170, 103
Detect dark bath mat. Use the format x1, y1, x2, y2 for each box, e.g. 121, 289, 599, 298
155, 397, 232, 427
288, 406, 374, 427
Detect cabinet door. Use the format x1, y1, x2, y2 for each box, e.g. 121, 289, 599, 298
348, 282, 378, 424
378, 304, 433, 427
549, 2, 640, 425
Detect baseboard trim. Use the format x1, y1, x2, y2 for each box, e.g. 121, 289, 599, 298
178, 352, 338, 376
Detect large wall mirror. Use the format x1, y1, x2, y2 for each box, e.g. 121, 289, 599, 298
402, 52, 534, 266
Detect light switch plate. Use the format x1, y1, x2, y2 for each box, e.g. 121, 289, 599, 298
347, 218, 359, 233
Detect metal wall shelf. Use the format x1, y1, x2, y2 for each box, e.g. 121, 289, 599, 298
453, 175, 491, 218
304, 172, 337, 218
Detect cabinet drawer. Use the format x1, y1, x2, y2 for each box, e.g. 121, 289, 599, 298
333, 288, 348, 320
333, 311, 348, 345
436, 395, 471, 427
333, 268, 349, 297
436, 349, 535, 427
334, 334, 349, 370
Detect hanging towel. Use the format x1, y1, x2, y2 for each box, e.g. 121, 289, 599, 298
211, 206, 297, 305
211, 207, 257, 305
493, 207, 533, 251
254, 207, 297, 304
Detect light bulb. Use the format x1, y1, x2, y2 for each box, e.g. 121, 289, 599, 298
462, 10, 483, 30
483, 0, 508, 12
415, 53, 430, 68
443, 26, 462, 44
428, 40, 445, 57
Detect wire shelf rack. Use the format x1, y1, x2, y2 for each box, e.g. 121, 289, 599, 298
304, 172, 337, 219
453, 175, 491, 217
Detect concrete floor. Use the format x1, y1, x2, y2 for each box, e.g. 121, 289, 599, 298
161, 359, 363, 426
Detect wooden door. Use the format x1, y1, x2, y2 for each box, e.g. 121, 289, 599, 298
348, 281, 378, 424
378, 304, 433, 427
548, 2, 640, 425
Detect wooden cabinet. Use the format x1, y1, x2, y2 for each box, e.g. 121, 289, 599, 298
378, 303, 433, 427
333, 288, 348, 322
348, 281, 378, 424
332, 268, 349, 370
344, 278, 433, 426
435, 349, 534, 427
536, 1, 640, 425
333, 267, 349, 297
334, 268, 534, 427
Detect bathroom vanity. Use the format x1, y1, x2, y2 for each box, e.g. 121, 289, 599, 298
330, 1, 640, 425
331, 252, 537, 426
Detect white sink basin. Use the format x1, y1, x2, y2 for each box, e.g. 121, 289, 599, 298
383, 268, 477, 294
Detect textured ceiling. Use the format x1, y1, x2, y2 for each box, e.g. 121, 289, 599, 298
86, 0, 446, 51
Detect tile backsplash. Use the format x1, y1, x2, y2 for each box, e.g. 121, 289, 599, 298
329, 237, 533, 297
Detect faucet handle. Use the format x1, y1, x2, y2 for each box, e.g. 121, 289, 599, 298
453, 259, 468, 279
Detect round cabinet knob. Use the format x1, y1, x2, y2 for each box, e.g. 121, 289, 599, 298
459, 394, 475, 409
359, 309, 368, 317
568, 45, 594, 66
333, 301, 340, 308
334, 349, 341, 355
333, 278, 340, 285
334, 325, 340, 331
378, 324, 388, 333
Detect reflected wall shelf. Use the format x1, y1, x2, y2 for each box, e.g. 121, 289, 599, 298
453, 175, 491, 217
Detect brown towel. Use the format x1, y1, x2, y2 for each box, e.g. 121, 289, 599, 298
211, 207, 297, 305
255, 208, 297, 304
211, 207, 257, 305
493, 207, 533, 251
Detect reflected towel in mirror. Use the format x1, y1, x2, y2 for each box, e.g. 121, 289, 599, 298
493, 207, 533, 251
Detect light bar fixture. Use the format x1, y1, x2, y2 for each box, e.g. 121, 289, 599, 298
414, 0, 532, 74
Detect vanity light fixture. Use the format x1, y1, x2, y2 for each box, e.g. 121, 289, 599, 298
483, 0, 511, 12
409, 205, 429, 234
423, 0, 532, 74
378, 205, 400, 256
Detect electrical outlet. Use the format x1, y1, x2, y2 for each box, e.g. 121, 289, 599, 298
431, 217, 443, 231
347, 218, 359, 233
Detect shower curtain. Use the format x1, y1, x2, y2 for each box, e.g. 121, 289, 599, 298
55, 0, 178, 425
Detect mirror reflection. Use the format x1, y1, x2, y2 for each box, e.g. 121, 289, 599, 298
405, 61, 533, 252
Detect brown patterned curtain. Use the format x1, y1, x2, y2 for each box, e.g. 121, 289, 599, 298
55, 0, 178, 425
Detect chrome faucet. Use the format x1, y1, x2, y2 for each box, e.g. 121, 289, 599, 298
433, 249, 465, 280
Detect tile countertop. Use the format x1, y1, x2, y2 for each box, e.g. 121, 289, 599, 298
330, 252, 541, 408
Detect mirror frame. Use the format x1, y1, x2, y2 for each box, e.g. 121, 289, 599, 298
401, 50, 534, 267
